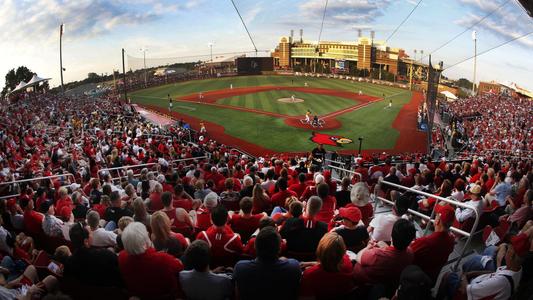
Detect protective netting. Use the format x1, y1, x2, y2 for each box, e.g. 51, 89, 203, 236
127, 50, 270, 71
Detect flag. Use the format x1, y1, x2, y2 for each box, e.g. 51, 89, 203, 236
60, 24, 64, 37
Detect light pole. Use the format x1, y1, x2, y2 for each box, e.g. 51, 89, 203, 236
59, 23, 65, 94
208, 42, 214, 62
472, 30, 477, 95
140, 48, 147, 87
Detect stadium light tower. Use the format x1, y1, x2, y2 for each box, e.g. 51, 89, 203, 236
208, 42, 214, 62
140, 47, 147, 87
472, 30, 477, 95
59, 23, 65, 94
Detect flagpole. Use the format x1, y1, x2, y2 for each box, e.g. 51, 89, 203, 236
472, 30, 477, 95
60, 24, 64, 95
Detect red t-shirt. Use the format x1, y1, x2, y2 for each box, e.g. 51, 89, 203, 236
410, 231, 455, 281
300, 255, 354, 299
173, 197, 193, 211
195, 209, 211, 231
353, 246, 414, 286
196, 225, 243, 267
148, 192, 163, 211
230, 214, 263, 241
270, 189, 297, 208
118, 247, 183, 298
316, 196, 336, 224
288, 183, 307, 198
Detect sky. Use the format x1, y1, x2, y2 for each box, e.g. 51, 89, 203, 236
1, 0, 532, 91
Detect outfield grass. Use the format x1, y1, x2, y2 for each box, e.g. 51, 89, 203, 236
130, 76, 411, 152
216, 90, 359, 116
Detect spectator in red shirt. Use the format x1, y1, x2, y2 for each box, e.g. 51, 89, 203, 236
230, 197, 266, 242
196, 205, 244, 267
20, 198, 44, 237
146, 183, 164, 211
172, 184, 194, 211
316, 183, 335, 224
300, 232, 355, 299
118, 222, 184, 299
347, 182, 374, 226
195, 192, 219, 231
410, 204, 455, 282
243, 217, 288, 257
270, 177, 297, 209
353, 219, 416, 294
251, 183, 271, 214
289, 173, 308, 198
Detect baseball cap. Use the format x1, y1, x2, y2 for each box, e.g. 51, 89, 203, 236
339, 206, 362, 224
437, 205, 455, 225
511, 233, 530, 257
469, 184, 482, 195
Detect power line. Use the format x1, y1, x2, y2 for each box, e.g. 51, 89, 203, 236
421, 0, 511, 61
229, 0, 258, 53
317, 0, 329, 43
443, 30, 533, 71
127, 50, 270, 61
386, 0, 423, 42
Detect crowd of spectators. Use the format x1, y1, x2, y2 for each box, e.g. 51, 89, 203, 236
0, 90, 531, 300
441, 93, 532, 156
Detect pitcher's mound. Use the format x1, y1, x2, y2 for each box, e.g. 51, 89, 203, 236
278, 98, 304, 103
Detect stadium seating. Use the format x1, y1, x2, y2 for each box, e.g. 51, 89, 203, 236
0, 87, 531, 299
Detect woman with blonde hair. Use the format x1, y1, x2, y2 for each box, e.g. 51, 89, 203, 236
132, 197, 151, 231
252, 183, 271, 214
299, 232, 354, 299
150, 211, 189, 257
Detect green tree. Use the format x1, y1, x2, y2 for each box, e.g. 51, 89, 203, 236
2, 66, 34, 97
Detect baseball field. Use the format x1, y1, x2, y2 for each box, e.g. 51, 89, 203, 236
130, 75, 427, 156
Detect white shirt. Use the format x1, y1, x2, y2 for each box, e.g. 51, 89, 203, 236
369, 213, 399, 242
455, 199, 483, 223
90, 228, 117, 247
467, 266, 521, 300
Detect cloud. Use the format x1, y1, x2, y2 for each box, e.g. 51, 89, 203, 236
298, 0, 393, 28
0, 0, 198, 44
454, 0, 533, 48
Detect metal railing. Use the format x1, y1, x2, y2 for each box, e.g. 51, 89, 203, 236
375, 178, 480, 271
230, 148, 256, 160
0, 174, 76, 187
324, 164, 363, 182
98, 156, 210, 182
0, 174, 76, 199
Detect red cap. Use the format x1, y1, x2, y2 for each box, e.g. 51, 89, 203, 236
339, 206, 362, 224
323, 170, 331, 180
438, 205, 455, 225
511, 233, 530, 257
6, 198, 17, 210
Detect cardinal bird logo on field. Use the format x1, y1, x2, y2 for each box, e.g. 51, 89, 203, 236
310, 132, 353, 147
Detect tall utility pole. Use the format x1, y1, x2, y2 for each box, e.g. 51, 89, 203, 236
472, 30, 477, 95
59, 24, 65, 94
122, 49, 127, 102
208, 42, 214, 62
140, 48, 147, 87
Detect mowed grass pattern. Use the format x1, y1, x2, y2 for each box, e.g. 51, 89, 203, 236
217, 90, 358, 116
130, 76, 411, 152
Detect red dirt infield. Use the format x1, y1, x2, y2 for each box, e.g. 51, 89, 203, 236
138, 86, 427, 156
